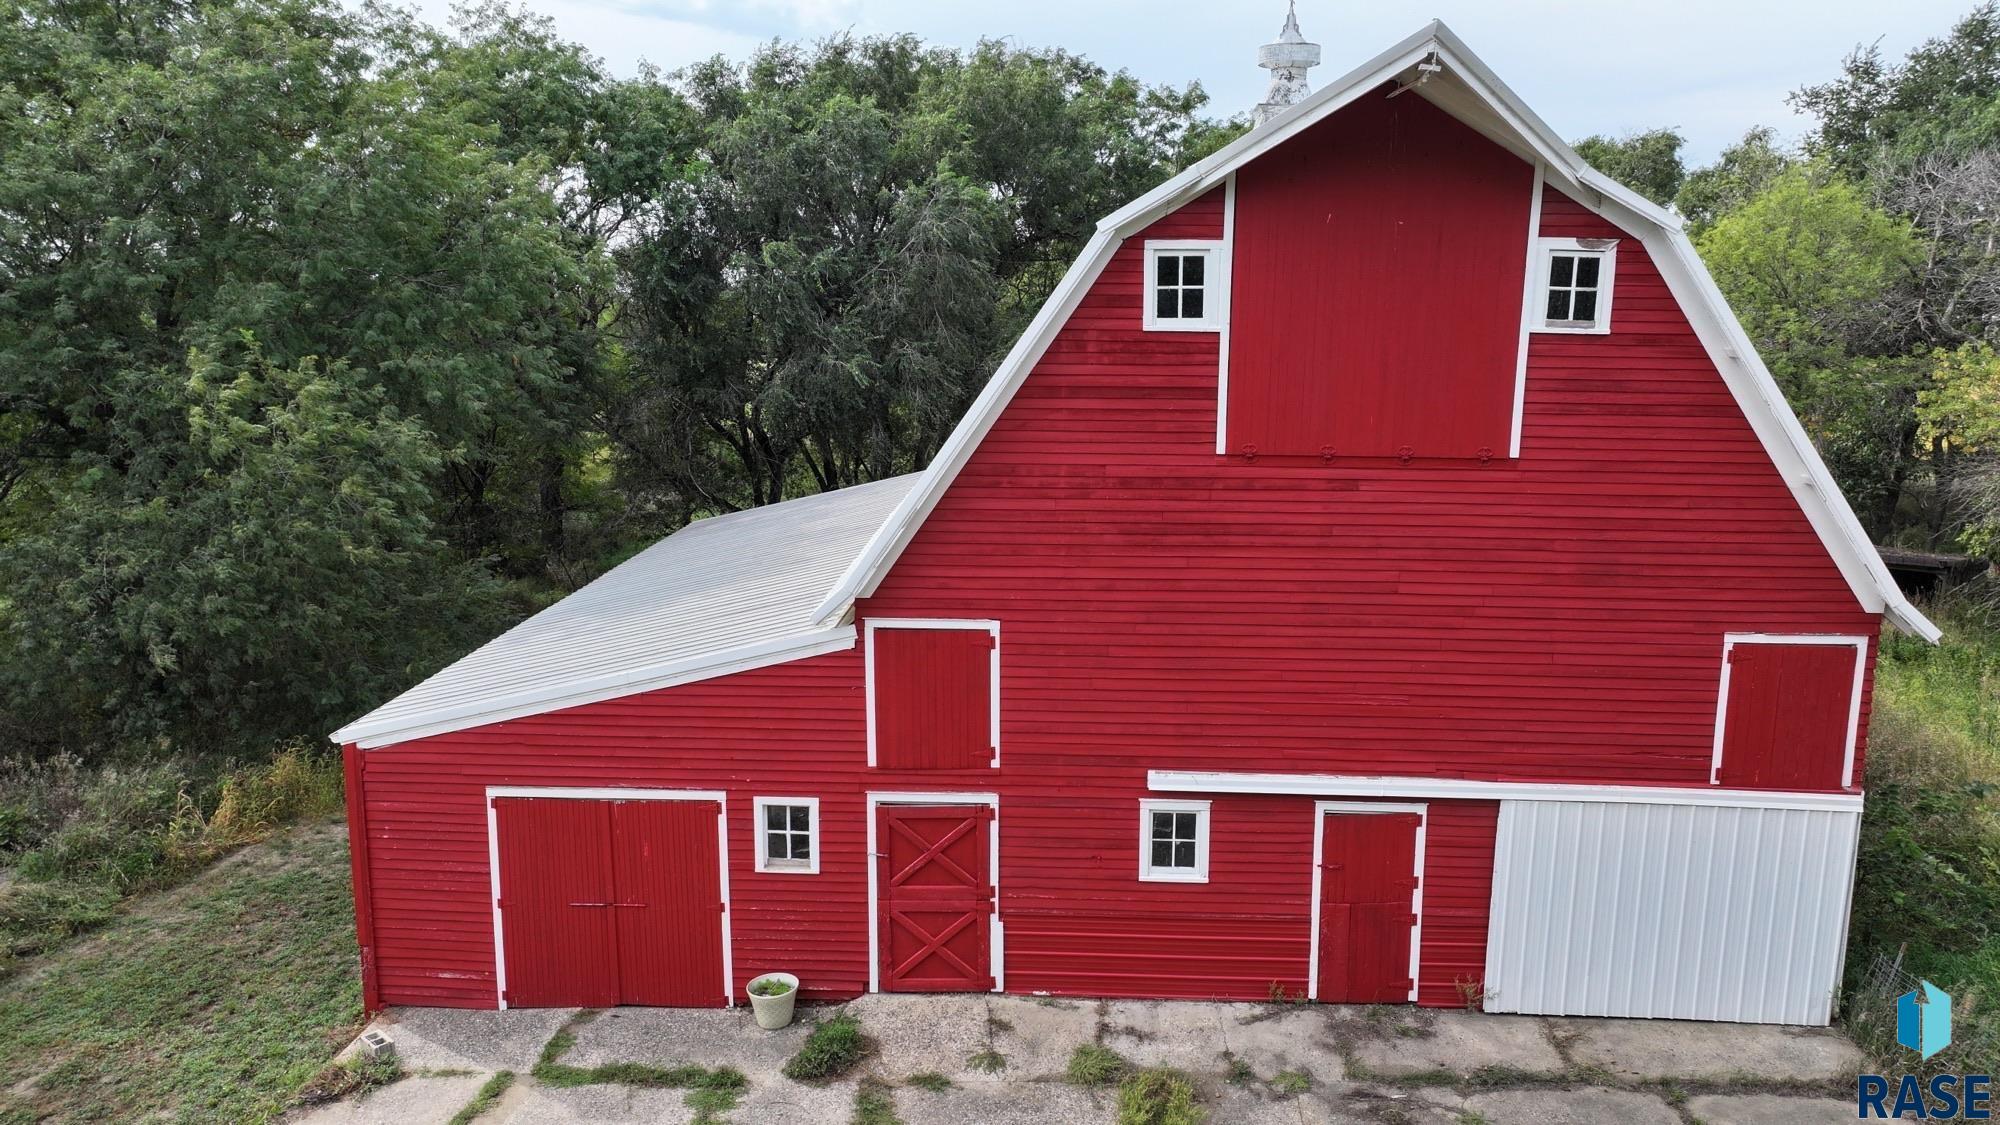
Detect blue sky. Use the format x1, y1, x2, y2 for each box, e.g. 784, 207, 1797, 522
411, 0, 1980, 164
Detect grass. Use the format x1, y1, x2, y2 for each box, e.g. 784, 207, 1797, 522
1116, 1066, 1205, 1125
1066, 1042, 1130, 1086
853, 1076, 901, 1124
967, 1047, 1007, 1073
904, 1071, 952, 1092
1221, 1053, 1254, 1085
0, 823, 362, 1124
1270, 1068, 1310, 1095
531, 1013, 746, 1121
0, 748, 345, 977
296, 1053, 402, 1104
1846, 593, 2000, 1070
781, 1011, 868, 1081
446, 1070, 515, 1125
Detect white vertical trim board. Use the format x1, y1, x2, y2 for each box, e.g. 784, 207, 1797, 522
864, 791, 1003, 995
1482, 799, 1860, 1025
1307, 801, 1427, 1003
1508, 162, 1545, 459
1215, 172, 1237, 454
484, 786, 734, 1010
1708, 633, 1870, 788
863, 618, 1002, 768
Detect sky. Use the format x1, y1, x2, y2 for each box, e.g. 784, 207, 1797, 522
404, 0, 1980, 164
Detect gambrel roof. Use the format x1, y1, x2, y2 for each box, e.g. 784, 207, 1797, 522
816, 20, 1938, 643
333, 473, 920, 748
336, 21, 1935, 750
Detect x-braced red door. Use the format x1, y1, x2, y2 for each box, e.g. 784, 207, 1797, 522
877, 804, 994, 992
493, 796, 726, 1008
1316, 811, 1421, 1004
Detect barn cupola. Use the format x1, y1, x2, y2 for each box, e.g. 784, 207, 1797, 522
1253, 1, 1321, 126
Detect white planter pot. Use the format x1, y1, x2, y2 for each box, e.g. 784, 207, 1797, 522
746, 972, 799, 1029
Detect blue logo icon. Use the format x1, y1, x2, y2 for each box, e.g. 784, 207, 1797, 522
1899, 980, 1953, 1060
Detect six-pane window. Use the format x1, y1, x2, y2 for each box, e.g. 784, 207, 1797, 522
754, 797, 818, 873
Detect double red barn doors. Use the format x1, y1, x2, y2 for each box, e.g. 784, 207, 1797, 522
877, 804, 995, 992
492, 795, 727, 1008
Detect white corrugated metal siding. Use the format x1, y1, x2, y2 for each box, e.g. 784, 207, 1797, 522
1482, 799, 1860, 1026
333, 473, 922, 748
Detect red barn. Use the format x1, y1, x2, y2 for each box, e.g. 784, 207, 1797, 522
333, 19, 1936, 1026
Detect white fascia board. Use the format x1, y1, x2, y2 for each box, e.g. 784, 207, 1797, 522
811, 229, 1122, 620
334, 626, 857, 749
1148, 770, 1865, 814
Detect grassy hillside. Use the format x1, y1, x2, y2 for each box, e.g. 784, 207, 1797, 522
0, 824, 361, 1124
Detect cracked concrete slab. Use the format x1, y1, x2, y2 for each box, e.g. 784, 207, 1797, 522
360, 1005, 577, 1073
1219, 1004, 1347, 1080
1348, 1010, 1561, 1079
984, 995, 1099, 1079
559, 1005, 810, 1078
1687, 1092, 1865, 1124
1461, 1085, 1683, 1124
845, 993, 994, 1076
290, 1073, 493, 1125
893, 1078, 1110, 1124
1098, 999, 1239, 1071
494, 1082, 695, 1124
1555, 1017, 1865, 1083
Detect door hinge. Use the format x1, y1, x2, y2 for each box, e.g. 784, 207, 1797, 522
719, 901, 728, 914
982, 632, 997, 650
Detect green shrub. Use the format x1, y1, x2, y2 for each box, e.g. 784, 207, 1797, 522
749, 977, 794, 997
1066, 1043, 1129, 1086
1116, 1067, 1204, 1125
782, 1012, 867, 1081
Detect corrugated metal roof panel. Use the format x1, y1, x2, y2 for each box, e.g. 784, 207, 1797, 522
333, 473, 922, 748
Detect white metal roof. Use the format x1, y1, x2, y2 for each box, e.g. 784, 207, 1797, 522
817, 20, 1939, 643
333, 473, 921, 748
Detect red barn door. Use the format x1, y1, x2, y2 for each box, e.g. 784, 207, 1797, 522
1316, 811, 1421, 1004
493, 795, 725, 1008
1716, 639, 1862, 790
877, 804, 994, 991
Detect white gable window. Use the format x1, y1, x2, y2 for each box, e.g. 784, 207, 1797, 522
754, 796, 819, 874
1138, 798, 1210, 882
1144, 241, 1226, 332
1534, 238, 1616, 334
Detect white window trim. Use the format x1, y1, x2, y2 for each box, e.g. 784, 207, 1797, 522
1138, 798, 1211, 883
1709, 633, 1870, 789
1143, 239, 1228, 333
484, 786, 733, 1010
864, 791, 1002, 994
1531, 236, 1616, 335
863, 618, 1001, 768
1307, 801, 1427, 1004
752, 795, 821, 875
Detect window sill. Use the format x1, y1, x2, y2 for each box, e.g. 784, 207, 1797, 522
1139, 871, 1209, 884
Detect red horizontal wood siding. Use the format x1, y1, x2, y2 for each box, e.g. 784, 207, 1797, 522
1227, 88, 1532, 459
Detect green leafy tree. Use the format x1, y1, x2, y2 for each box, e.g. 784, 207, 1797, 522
1675, 127, 1796, 232
1698, 168, 1924, 531
1792, 2, 2000, 175
1917, 343, 2000, 553
1573, 127, 1687, 207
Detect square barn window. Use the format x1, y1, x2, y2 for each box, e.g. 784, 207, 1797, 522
754, 796, 819, 874
1144, 242, 1226, 332
1138, 798, 1210, 882
1535, 238, 1616, 334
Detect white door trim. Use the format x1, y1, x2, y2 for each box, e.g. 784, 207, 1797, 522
863, 618, 1002, 768
865, 791, 1002, 995
1708, 633, 1870, 788
1307, 801, 1427, 1004
485, 786, 733, 1010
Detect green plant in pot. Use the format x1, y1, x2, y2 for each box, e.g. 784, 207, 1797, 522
747, 972, 800, 1029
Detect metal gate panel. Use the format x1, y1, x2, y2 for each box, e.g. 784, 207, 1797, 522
1483, 800, 1860, 1025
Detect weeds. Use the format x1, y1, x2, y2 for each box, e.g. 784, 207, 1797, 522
1221, 1052, 1254, 1085
783, 1012, 868, 1081
1116, 1067, 1204, 1125
297, 1054, 402, 1104
532, 1010, 745, 1119
967, 1047, 1007, 1073
446, 1070, 515, 1124
1067, 1043, 1130, 1086
853, 1076, 900, 1124
904, 1071, 952, 1092
1271, 1068, 1310, 1095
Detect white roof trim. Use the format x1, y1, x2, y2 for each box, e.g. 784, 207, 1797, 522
818, 20, 1936, 642
1148, 770, 1864, 814
336, 626, 857, 748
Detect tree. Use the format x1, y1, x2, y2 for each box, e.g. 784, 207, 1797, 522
1675, 127, 1795, 232
1917, 343, 2000, 551
1573, 127, 1686, 207
1792, 2, 2000, 176
1697, 168, 1923, 532
611, 37, 1236, 514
